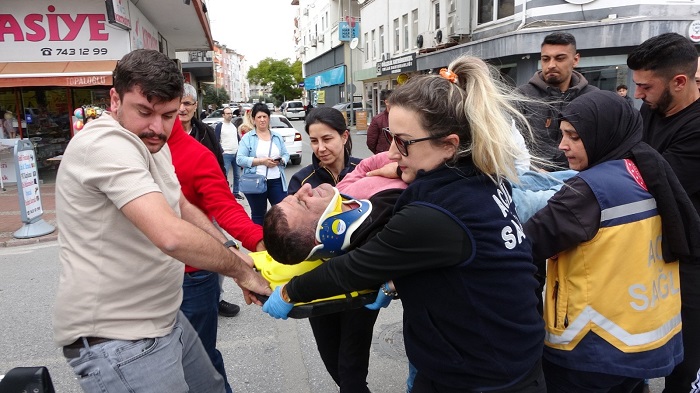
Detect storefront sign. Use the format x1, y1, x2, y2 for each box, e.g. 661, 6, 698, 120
689, 20, 700, 43
105, 0, 131, 30
13, 139, 55, 238
0, 1, 131, 61
129, 5, 159, 50
376, 53, 416, 76
66, 75, 109, 87
317, 90, 326, 104
16, 147, 43, 220
338, 21, 360, 42
304, 66, 346, 90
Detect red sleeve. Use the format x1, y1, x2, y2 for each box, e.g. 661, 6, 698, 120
186, 146, 264, 251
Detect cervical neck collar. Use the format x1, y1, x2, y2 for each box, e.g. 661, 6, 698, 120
304, 187, 372, 261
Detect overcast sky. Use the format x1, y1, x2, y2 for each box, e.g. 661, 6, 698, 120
206, 0, 298, 67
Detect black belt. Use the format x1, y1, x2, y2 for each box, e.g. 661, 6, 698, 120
63, 337, 112, 359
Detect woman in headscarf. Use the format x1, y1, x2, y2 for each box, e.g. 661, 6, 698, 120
524, 90, 700, 392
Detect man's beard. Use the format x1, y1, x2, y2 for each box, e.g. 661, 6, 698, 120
649, 87, 673, 116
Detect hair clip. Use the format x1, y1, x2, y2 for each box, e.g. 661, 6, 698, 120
439, 68, 458, 84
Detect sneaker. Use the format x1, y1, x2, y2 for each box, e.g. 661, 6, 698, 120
234, 193, 245, 200
218, 300, 240, 317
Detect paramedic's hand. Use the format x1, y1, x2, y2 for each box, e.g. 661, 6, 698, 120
365, 284, 393, 310
262, 286, 294, 319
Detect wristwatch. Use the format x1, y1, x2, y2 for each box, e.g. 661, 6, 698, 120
223, 239, 239, 250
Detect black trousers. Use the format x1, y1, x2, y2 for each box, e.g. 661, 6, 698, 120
664, 261, 700, 393
543, 358, 642, 393
309, 307, 380, 393
412, 358, 545, 393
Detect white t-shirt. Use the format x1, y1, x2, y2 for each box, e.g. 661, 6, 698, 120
219, 121, 239, 154
255, 139, 281, 179
53, 114, 183, 346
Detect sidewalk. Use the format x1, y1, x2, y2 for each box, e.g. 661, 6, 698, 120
0, 174, 58, 247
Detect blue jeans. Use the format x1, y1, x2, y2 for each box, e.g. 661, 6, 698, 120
245, 177, 287, 225
66, 311, 225, 393
223, 153, 241, 194
181, 270, 232, 393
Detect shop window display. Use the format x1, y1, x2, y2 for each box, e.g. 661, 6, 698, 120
21, 87, 71, 168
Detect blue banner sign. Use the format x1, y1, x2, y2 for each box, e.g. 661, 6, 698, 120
304, 66, 346, 90
338, 21, 360, 42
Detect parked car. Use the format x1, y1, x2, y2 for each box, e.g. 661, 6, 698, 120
270, 114, 302, 165
266, 103, 275, 112
282, 100, 306, 121
332, 101, 372, 125
202, 109, 225, 126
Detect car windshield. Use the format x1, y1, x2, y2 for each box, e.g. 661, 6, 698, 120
270, 116, 293, 128
207, 110, 224, 118
288, 102, 303, 108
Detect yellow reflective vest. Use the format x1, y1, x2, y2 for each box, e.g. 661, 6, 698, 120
544, 159, 682, 377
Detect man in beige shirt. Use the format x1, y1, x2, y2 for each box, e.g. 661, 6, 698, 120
53, 49, 271, 393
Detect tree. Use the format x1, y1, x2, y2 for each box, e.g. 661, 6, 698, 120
248, 58, 303, 104
201, 85, 230, 109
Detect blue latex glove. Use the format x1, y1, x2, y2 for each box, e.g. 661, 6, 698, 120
262, 286, 294, 320
365, 284, 393, 310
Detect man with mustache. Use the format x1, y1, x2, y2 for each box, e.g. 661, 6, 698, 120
627, 32, 700, 393
517, 32, 598, 170
53, 49, 271, 393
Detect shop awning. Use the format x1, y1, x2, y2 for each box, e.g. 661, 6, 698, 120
0, 60, 117, 88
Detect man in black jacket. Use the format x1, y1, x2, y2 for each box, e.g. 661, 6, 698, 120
517, 32, 598, 169
627, 32, 700, 393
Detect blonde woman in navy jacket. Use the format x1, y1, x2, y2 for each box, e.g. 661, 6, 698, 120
236, 103, 290, 225
263, 55, 547, 393
525, 90, 700, 392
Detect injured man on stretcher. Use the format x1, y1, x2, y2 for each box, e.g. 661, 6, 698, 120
254, 152, 574, 317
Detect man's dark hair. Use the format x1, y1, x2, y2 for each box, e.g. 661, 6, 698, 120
616, 84, 628, 91
627, 33, 699, 80
380, 89, 393, 102
263, 206, 316, 265
251, 102, 271, 119
541, 32, 577, 50
112, 49, 184, 103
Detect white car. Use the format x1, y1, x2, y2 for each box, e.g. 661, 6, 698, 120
270, 115, 302, 165
282, 100, 306, 121
202, 109, 225, 126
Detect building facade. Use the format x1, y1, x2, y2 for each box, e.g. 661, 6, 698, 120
347, 0, 700, 117
0, 0, 214, 175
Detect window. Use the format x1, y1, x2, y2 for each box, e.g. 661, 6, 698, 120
412, 9, 418, 48
403, 14, 409, 51
433, 1, 440, 30
365, 32, 370, 62
478, 0, 514, 24
379, 25, 385, 57
372, 29, 377, 60
394, 18, 400, 53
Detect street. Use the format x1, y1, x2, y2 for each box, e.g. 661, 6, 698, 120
0, 122, 411, 393
0, 119, 665, 392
